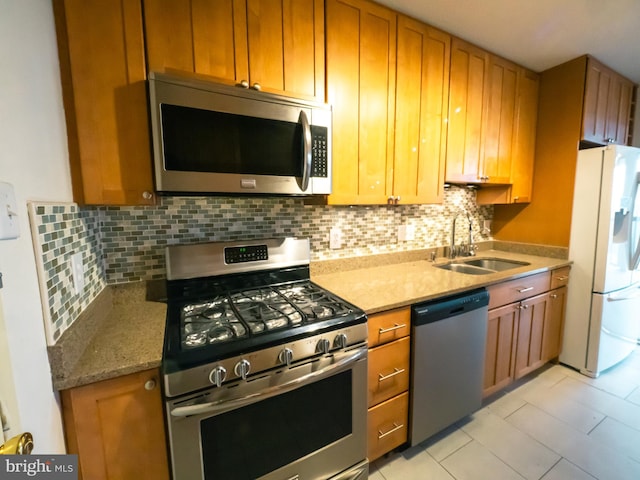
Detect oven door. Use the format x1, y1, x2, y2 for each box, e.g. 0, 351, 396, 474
165, 347, 368, 480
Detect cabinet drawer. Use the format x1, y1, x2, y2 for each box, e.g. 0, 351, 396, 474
488, 271, 551, 309
367, 392, 409, 461
368, 308, 411, 347
550, 266, 571, 289
368, 337, 410, 407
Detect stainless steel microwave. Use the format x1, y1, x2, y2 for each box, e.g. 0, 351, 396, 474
148, 72, 332, 196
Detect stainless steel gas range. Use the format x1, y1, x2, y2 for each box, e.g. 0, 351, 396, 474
162, 238, 368, 480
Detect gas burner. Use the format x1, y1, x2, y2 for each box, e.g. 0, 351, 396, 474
181, 298, 248, 348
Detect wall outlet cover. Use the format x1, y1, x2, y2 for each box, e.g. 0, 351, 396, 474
0, 182, 20, 240
329, 227, 342, 249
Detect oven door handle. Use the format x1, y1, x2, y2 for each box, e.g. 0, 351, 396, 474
169, 347, 366, 418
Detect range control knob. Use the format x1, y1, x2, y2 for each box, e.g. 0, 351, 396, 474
208, 366, 227, 387
279, 348, 294, 366
334, 333, 348, 349
317, 338, 331, 355
234, 359, 251, 380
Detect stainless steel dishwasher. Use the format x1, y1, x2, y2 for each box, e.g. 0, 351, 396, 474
410, 288, 489, 446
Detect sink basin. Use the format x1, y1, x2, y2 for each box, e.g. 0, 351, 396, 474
435, 263, 496, 275
462, 257, 530, 271
434, 257, 531, 275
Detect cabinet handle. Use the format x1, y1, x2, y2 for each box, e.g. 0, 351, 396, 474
555, 275, 569, 281
378, 422, 404, 439
517, 286, 534, 293
550, 294, 558, 299
378, 323, 407, 334
144, 379, 157, 391
378, 367, 405, 382
518, 304, 529, 310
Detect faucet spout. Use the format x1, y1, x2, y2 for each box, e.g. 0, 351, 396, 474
449, 213, 460, 259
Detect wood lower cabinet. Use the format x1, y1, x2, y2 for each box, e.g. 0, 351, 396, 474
61, 369, 169, 480
144, 0, 325, 100
367, 307, 410, 461
53, 0, 155, 206
483, 268, 570, 397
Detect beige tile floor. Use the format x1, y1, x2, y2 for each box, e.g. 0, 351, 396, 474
370, 348, 640, 480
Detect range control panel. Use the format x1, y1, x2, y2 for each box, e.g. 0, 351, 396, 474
224, 244, 269, 264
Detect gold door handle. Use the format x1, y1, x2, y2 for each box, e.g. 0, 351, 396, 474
0, 432, 33, 454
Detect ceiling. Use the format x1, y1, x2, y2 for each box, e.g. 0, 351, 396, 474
376, 0, 640, 83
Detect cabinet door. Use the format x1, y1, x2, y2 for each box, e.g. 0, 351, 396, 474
144, 0, 324, 99
61, 369, 169, 480
509, 68, 540, 203
583, 57, 635, 145
446, 38, 489, 183
326, 0, 397, 204
53, 0, 154, 205
514, 292, 549, 379
482, 55, 517, 185
394, 16, 450, 204
483, 303, 518, 397
542, 286, 567, 362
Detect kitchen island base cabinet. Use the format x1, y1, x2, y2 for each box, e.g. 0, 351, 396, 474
367, 307, 410, 461
61, 369, 169, 480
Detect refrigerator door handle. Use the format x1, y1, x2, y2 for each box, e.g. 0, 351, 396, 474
606, 285, 640, 302
601, 326, 640, 345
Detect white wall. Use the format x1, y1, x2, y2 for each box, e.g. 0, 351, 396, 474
0, 0, 72, 452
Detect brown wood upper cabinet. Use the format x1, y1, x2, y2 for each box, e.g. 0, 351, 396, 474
582, 56, 635, 146
53, 0, 155, 205
326, 0, 450, 205
143, 0, 325, 101
393, 16, 450, 204
447, 38, 539, 195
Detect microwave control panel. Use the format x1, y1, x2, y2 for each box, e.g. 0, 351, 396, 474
311, 126, 328, 178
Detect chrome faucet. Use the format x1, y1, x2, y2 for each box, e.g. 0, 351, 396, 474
449, 212, 477, 259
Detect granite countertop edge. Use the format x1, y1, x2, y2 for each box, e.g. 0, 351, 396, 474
49, 243, 570, 390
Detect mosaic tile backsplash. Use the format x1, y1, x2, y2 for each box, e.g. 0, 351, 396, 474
31, 186, 492, 343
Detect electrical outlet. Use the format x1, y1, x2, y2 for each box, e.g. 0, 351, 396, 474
397, 225, 407, 242
398, 224, 415, 242
405, 224, 415, 241
70, 252, 85, 295
482, 219, 492, 235
329, 227, 342, 249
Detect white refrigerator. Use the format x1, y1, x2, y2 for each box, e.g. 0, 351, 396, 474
561, 145, 640, 378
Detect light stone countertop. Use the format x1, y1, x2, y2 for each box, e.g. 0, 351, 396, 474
311, 249, 571, 314
49, 246, 570, 390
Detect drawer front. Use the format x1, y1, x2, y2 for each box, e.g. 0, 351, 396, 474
367, 392, 409, 461
368, 337, 410, 407
550, 266, 571, 290
488, 271, 551, 309
368, 308, 411, 347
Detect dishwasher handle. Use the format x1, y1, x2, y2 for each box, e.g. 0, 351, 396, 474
412, 288, 489, 326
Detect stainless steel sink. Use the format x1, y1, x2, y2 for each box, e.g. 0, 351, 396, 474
435, 263, 496, 275
434, 257, 531, 275
462, 257, 530, 271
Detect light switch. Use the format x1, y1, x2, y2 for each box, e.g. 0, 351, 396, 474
0, 182, 20, 240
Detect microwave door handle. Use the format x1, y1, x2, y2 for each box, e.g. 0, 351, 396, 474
299, 110, 312, 191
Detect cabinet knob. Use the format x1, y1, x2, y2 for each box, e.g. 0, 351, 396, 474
550, 293, 558, 299
144, 378, 157, 391
387, 196, 395, 205
239, 79, 249, 88
606, 138, 615, 143
142, 191, 153, 200
395, 196, 400, 204
252, 82, 262, 91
